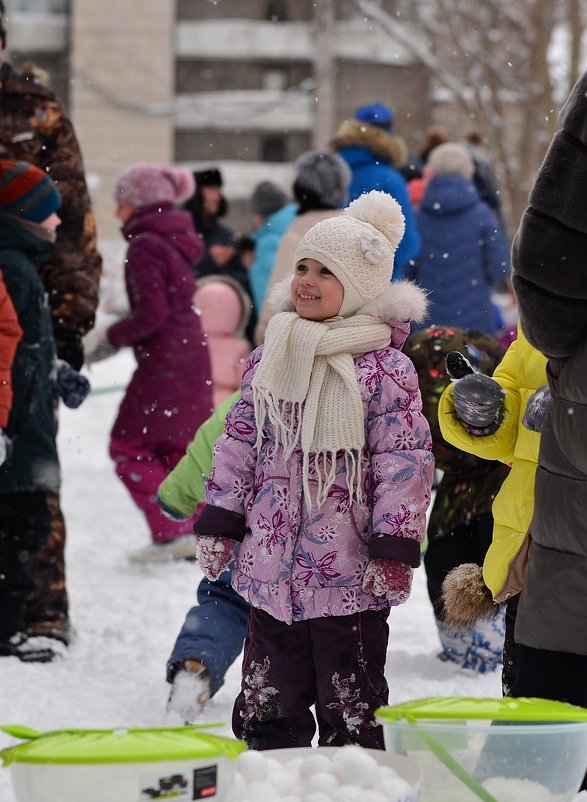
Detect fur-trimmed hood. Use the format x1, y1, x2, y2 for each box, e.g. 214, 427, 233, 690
331, 119, 408, 168
268, 276, 428, 348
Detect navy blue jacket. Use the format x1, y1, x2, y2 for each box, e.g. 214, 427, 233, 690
415, 175, 509, 335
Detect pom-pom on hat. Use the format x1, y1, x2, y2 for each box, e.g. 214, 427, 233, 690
250, 180, 288, 217
294, 190, 405, 317
113, 162, 195, 209
427, 142, 475, 181
0, 160, 61, 222
293, 149, 351, 209
355, 102, 394, 131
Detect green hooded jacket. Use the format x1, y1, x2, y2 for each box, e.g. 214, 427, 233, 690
157, 391, 240, 520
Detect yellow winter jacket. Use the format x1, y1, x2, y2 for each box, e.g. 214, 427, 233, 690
438, 330, 547, 602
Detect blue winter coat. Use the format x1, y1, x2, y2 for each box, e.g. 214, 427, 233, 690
336, 146, 421, 278
249, 202, 297, 311
415, 175, 509, 335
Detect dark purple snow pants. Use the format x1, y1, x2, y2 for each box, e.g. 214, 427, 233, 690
232, 607, 390, 750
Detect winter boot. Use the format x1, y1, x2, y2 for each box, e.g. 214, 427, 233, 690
0, 633, 62, 663
167, 659, 212, 723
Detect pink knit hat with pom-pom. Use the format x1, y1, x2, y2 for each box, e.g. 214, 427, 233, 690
113, 162, 195, 208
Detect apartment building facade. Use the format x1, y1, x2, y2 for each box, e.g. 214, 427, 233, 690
6, 0, 430, 236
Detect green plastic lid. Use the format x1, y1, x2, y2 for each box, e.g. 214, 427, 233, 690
0, 724, 247, 767
376, 696, 587, 724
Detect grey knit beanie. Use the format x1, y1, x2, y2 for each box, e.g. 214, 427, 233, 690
250, 180, 288, 217
294, 149, 351, 208
427, 142, 475, 181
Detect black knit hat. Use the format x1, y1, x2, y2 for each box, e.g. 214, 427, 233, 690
194, 168, 223, 188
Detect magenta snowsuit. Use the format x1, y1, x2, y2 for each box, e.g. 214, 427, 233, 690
203, 321, 434, 623
108, 202, 213, 542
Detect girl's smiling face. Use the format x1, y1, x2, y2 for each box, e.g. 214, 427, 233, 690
291, 258, 344, 321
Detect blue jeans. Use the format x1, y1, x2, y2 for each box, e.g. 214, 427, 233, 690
167, 570, 250, 696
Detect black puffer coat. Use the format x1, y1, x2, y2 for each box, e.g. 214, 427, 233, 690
0, 210, 59, 494
512, 71, 587, 655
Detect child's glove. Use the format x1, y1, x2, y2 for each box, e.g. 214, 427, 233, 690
522, 384, 552, 432
362, 559, 413, 607
54, 360, 91, 408
0, 429, 13, 466
446, 351, 505, 436
196, 535, 236, 581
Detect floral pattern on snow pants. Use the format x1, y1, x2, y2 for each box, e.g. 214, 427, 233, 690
232, 607, 390, 750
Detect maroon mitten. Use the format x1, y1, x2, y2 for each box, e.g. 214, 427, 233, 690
196, 536, 236, 581
362, 559, 413, 607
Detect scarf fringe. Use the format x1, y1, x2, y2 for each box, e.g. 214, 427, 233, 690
253, 385, 302, 460
255, 382, 365, 511
303, 449, 364, 512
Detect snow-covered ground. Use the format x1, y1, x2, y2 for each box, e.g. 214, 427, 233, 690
0, 349, 584, 801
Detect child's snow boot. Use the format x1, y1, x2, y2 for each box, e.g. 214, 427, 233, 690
0, 633, 61, 663
167, 659, 211, 723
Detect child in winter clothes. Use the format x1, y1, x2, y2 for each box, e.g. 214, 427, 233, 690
194, 190, 434, 750
414, 142, 509, 335
157, 391, 250, 722
248, 180, 297, 313
404, 326, 509, 673
85, 163, 213, 563
438, 326, 547, 695
193, 276, 251, 408
0, 161, 66, 662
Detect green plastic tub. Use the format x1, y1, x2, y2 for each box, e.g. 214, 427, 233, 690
376, 697, 587, 802
1, 723, 246, 802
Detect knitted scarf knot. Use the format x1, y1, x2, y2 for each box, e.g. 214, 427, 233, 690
252, 311, 391, 508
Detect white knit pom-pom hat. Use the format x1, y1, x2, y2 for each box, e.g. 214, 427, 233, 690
293, 189, 405, 317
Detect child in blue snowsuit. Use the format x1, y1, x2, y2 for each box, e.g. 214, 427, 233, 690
158, 392, 249, 721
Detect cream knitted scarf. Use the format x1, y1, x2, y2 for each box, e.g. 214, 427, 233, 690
252, 311, 391, 508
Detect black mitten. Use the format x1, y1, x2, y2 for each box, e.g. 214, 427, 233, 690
446, 352, 504, 435
522, 384, 552, 432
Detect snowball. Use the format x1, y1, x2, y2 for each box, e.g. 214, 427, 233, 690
236, 750, 269, 782
245, 780, 277, 800
298, 753, 333, 778
331, 745, 379, 788
227, 771, 247, 798
363, 791, 390, 802
376, 765, 410, 799
376, 777, 410, 799
264, 756, 282, 774
304, 793, 334, 802
285, 757, 303, 776
333, 785, 367, 802
304, 771, 340, 795
266, 768, 299, 794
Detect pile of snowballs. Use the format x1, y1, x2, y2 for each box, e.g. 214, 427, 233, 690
225, 744, 416, 802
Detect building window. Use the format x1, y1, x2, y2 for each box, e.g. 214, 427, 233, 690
266, 0, 289, 22
262, 69, 288, 92
12, 0, 69, 11
262, 135, 287, 162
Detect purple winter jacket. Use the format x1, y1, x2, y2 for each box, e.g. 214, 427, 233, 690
199, 321, 434, 624
108, 203, 213, 449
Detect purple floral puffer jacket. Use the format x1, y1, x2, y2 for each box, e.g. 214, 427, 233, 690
201, 321, 434, 624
